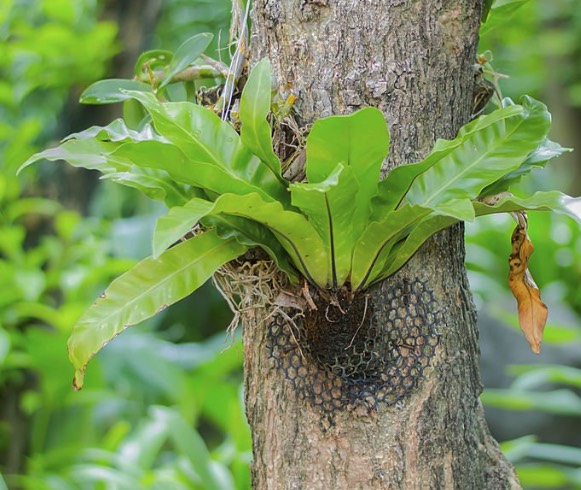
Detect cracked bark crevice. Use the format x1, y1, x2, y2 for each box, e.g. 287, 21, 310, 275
243, 1, 521, 488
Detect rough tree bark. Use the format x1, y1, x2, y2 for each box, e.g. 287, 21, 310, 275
242, 1, 521, 488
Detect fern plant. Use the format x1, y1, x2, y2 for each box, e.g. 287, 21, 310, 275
20, 35, 580, 388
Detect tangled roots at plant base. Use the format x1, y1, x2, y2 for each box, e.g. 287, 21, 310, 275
267, 278, 441, 412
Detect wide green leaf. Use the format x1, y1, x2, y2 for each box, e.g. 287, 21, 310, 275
404, 97, 550, 207
205, 193, 329, 286
290, 165, 358, 287
154, 192, 324, 284
111, 140, 272, 200
473, 191, 581, 224
68, 230, 247, 389
18, 124, 188, 206
80, 79, 153, 104
306, 107, 389, 228
351, 204, 431, 290
378, 216, 458, 281
19, 137, 124, 175
153, 199, 214, 258
374, 104, 524, 213
122, 91, 288, 203
306, 107, 389, 184
158, 33, 213, 90
203, 213, 299, 283
481, 138, 571, 196
103, 166, 190, 207
375, 200, 475, 282
480, 0, 530, 37
239, 58, 281, 176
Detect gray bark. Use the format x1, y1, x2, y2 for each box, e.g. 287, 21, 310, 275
242, 1, 521, 488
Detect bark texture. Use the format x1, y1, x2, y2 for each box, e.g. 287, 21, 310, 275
242, 1, 521, 488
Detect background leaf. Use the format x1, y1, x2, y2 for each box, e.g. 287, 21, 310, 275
151, 406, 233, 490
80, 80, 153, 105
134, 49, 174, 77
158, 33, 213, 90
480, 0, 530, 36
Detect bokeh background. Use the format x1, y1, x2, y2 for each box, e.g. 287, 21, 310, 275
0, 1, 580, 489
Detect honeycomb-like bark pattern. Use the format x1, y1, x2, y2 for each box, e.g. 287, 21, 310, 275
267, 279, 440, 412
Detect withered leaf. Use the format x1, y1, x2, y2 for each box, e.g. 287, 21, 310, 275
508, 212, 548, 354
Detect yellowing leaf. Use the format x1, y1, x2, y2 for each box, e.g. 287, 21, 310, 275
508, 213, 548, 353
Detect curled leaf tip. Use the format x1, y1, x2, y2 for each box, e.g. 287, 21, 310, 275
73, 369, 85, 391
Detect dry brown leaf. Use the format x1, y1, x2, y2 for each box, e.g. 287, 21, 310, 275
508, 212, 548, 354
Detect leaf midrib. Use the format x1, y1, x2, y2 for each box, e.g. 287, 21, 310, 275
82, 237, 236, 327
419, 115, 530, 206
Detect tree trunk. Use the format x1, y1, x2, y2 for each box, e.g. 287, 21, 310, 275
242, 1, 521, 488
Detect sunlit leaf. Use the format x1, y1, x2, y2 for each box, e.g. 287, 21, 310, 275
121, 90, 288, 203
19, 137, 124, 175
375, 104, 523, 213
102, 165, 189, 207
404, 97, 550, 207
18, 125, 188, 207
110, 140, 269, 200
482, 138, 572, 196
516, 464, 575, 488
68, 230, 247, 389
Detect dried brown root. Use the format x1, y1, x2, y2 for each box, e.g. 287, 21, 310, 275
212, 258, 308, 340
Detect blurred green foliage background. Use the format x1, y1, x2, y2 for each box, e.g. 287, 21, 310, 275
0, 0, 580, 489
